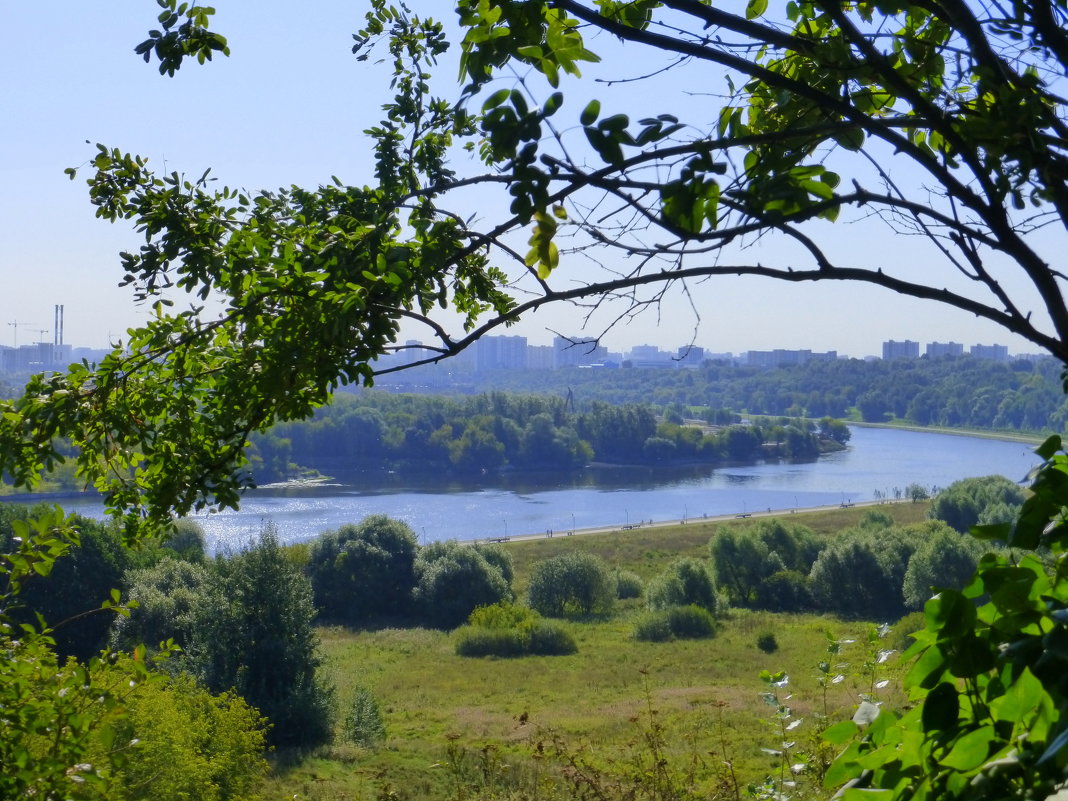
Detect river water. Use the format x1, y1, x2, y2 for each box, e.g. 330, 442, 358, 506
35, 426, 1042, 553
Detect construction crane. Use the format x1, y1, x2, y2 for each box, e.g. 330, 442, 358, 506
30, 328, 50, 344
7, 320, 38, 348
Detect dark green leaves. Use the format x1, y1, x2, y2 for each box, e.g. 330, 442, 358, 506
134, 0, 229, 76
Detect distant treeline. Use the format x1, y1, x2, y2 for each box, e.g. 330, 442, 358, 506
377, 354, 1067, 432
248, 393, 848, 483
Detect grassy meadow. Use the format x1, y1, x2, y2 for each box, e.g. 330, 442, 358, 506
265, 501, 930, 800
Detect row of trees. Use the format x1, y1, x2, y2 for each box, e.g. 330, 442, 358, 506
249, 392, 840, 481
710, 476, 1026, 621
393, 355, 1068, 432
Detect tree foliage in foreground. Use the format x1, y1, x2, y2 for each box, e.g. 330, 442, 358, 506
825, 435, 1068, 801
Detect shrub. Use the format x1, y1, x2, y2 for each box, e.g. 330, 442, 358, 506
110, 556, 212, 653
454, 626, 527, 657
615, 569, 644, 600
886, 611, 927, 654
95, 669, 268, 801
342, 686, 387, 748
414, 541, 512, 629
467, 600, 536, 630
162, 518, 208, 561
664, 604, 716, 638
808, 524, 923, 620
634, 605, 716, 642
527, 552, 616, 618
525, 621, 578, 655
305, 515, 419, 625
646, 558, 718, 613
902, 525, 986, 610
195, 528, 335, 749
755, 569, 813, 613
633, 611, 673, 642
929, 475, 1026, 533
454, 602, 577, 657
756, 632, 779, 653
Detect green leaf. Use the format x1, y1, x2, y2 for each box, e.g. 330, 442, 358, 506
822, 720, 858, 745
925, 589, 975, 638
940, 726, 995, 772
833, 127, 865, 151
746, 0, 768, 19
580, 99, 601, 126
921, 682, 959, 731
482, 88, 511, 110
1035, 435, 1062, 461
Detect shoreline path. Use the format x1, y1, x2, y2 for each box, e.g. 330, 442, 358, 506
476, 498, 900, 545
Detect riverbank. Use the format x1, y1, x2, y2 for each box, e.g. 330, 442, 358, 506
848, 419, 1048, 445
482, 497, 908, 545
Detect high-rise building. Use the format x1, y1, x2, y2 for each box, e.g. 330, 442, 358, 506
553, 336, 607, 367
628, 345, 674, 368
677, 345, 705, 367
882, 340, 919, 360
926, 341, 964, 358
970, 343, 1009, 362
475, 335, 528, 370
746, 349, 837, 368
526, 345, 554, 369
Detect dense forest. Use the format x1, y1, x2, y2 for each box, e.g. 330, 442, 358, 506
248, 392, 849, 483
378, 354, 1066, 432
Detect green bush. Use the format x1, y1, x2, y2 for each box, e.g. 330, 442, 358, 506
646, 558, 718, 613
305, 515, 419, 626
664, 604, 716, 638
467, 601, 537, 630
614, 569, 644, 600
755, 569, 813, 613
454, 626, 527, 657
525, 621, 578, 655
756, 632, 779, 653
633, 611, 673, 642
634, 604, 716, 642
96, 667, 268, 801
454, 603, 577, 657
414, 541, 513, 629
342, 686, 387, 749
110, 557, 212, 653
527, 552, 616, 618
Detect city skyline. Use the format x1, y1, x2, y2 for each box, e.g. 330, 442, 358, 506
1, 328, 1041, 377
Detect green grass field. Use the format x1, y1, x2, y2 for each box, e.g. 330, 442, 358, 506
263, 502, 929, 800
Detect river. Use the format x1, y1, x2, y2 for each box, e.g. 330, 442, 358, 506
31, 426, 1042, 553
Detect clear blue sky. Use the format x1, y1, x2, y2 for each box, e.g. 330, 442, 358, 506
0, 2, 1054, 358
